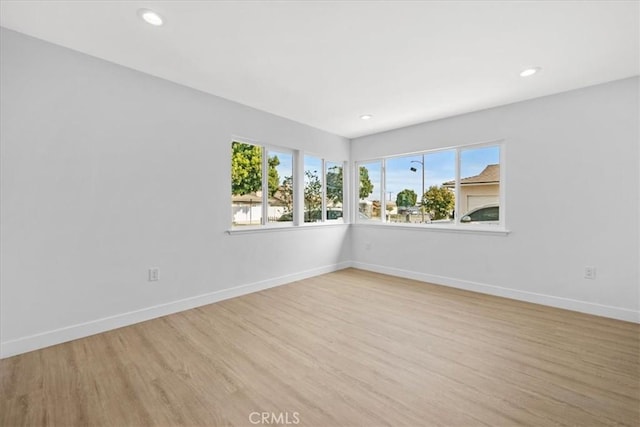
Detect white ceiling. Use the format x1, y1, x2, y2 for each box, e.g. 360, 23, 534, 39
1, 1, 638, 139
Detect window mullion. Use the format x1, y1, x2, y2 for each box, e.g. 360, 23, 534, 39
354, 162, 359, 223
262, 147, 269, 225
381, 160, 387, 223
499, 144, 506, 228
320, 159, 327, 222
455, 148, 461, 225
293, 150, 303, 226
341, 160, 348, 223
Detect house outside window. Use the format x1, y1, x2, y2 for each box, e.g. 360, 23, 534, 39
356, 142, 503, 228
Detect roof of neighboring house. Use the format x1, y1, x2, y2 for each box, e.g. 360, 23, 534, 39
443, 164, 499, 186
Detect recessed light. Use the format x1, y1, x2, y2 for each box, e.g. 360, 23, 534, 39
520, 67, 541, 77
360, 114, 373, 120
138, 9, 164, 26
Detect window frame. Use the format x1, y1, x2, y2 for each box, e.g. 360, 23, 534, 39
354, 139, 506, 232
302, 154, 325, 224
302, 153, 346, 224
265, 146, 295, 226
324, 160, 347, 223
354, 159, 384, 223
230, 139, 347, 231
230, 139, 297, 229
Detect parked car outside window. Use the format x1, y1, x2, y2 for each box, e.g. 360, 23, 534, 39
460, 204, 499, 223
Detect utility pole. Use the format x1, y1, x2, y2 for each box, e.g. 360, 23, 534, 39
410, 155, 426, 223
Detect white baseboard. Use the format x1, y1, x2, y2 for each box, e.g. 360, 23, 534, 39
3, 259, 636, 358
350, 261, 640, 323
0, 261, 351, 359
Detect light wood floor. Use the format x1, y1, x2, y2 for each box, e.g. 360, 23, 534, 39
1, 268, 639, 426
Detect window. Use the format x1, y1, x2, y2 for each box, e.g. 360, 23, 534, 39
231, 141, 294, 227
303, 156, 345, 223
326, 161, 344, 221
231, 141, 263, 226
231, 141, 346, 228
356, 142, 503, 228
384, 151, 455, 224
423, 150, 456, 223
303, 155, 323, 223
357, 161, 382, 221
458, 145, 501, 225
269, 150, 293, 224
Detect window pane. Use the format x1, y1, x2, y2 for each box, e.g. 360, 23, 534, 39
268, 150, 293, 224
357, 161, 381, 221
385, 151, 455, 224
459, 146, 500, 224
304, 155, 323, 223
424, 150, 456, 223
231, 141, 262, 226
385, 154, 424, 223
326, 161, 343, 222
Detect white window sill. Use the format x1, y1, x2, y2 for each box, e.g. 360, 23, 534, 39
227, 221, 348, 235
227, 221, 508, 235
352, 221, 510, 236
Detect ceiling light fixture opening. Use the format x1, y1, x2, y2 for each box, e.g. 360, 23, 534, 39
360, 114, 373, 120
138, 9, 164, 26
520, 67, 541, 77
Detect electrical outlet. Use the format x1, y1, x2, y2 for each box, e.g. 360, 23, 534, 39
584, 266, 596, 280
148, 268, 159, 282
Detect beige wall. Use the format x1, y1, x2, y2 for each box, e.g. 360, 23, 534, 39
458, 183, 499, 214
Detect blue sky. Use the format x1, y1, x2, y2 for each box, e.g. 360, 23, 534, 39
303, 155, 322, 183
269, 146, 499, 202
270, 150, 294, 183
363, 146, 499, 201
270, 153, 343, 186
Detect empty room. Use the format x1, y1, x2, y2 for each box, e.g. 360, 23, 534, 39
1, 1, 638, 426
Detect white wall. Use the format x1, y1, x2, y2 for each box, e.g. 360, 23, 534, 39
350, 77, 639, 322
2, 27, 638, 358
0, 28, 351, 357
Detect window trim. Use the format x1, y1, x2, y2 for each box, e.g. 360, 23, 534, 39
231, 139, 297, 229
354, 139, 506, 231
265, 146, 296, 226
229, 136, 508, 235
351, 221, 509, 235
302, 153, 347, 225
325, 160, 347, 224
302, 153, 324, 224
231, 139, 347, 230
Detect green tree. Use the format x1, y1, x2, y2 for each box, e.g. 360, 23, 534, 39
267, 155, 280, 197
359, 166, 374, 199
231, 142, 280, 197
396, 189, 417, 208
325, 165, 372, 203
231, 142, 261, 196
304, 170, 322, 221
423, 186, 455, 220
326, 165, 343, 205
280, 175, 293, 213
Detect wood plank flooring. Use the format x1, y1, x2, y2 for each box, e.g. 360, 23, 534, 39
1, 268, 638, 426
